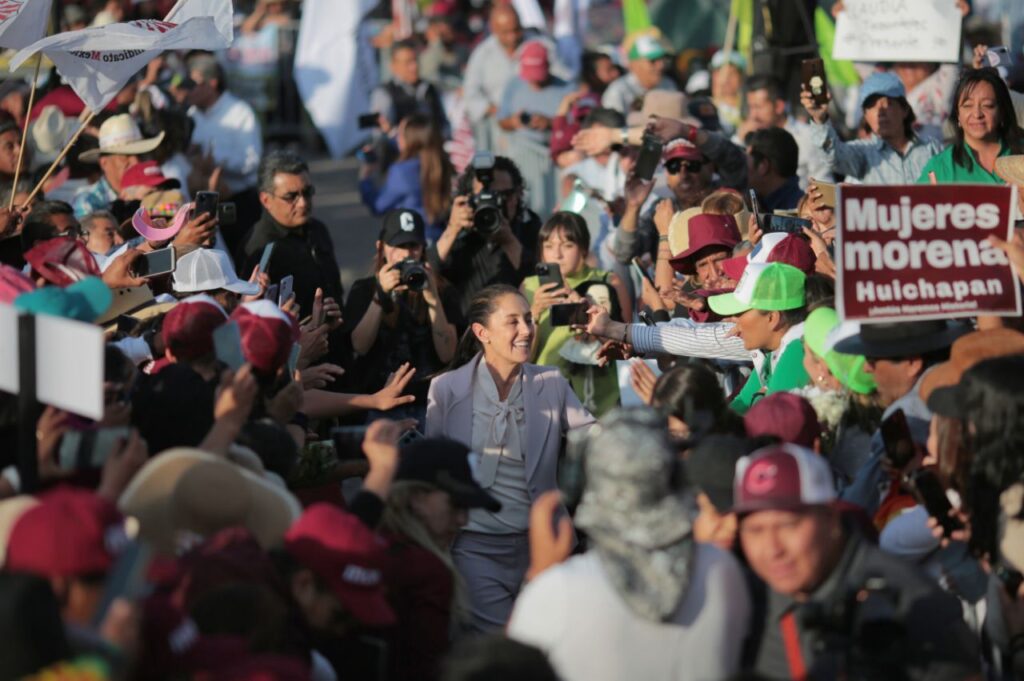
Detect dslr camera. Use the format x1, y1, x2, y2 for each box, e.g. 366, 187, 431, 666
396, 258, 428, 291
468, 151, 505, 236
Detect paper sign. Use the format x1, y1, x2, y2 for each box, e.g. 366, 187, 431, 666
835, 184, 1022, 322
832, 0, 963, 63
0, 305, 105, 420
616, 359, 662, 408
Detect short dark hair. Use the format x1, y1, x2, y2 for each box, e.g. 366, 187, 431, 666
187, 52, 227, 94
455, 155, 524, 196
537, 211, 591, 255
582, 107, 626, 129
745, 75, 785, 102
258, 152, 309, 194
21, 201, 75, 251
392, 39, 418, 57
747, 127, 799, 179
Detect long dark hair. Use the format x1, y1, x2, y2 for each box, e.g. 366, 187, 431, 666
448, 284, 525, 371
399, 114, 453, 223
651, 362, 744, 437
960, 355, 1024, 558
950, 67, 1024, 170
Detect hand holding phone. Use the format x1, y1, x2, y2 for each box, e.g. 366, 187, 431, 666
765, 214, 814, 234
633, 133, 664, 182
213, 320, 245, 371
536, 262, 565, 291
549, 302, 589, 327
631, 257, 656, 287
193, 191, 219, 220
278, 275, 294, 307
801, 58, 829, 107
258, 243, 275, 275
881, 408, 916, 470
129, 247, 176, 278
906, 469, 964, 538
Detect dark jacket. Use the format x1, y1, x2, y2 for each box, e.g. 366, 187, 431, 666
747, 530, 980, 681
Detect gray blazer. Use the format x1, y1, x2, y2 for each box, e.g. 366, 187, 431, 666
425, 354, 595, 502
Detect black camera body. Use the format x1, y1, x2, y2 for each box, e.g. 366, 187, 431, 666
469, 151, 504, 235
396, 258, 428, 291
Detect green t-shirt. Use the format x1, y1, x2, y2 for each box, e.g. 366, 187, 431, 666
522, 265, 620, 416
916, 143, 1011, 184
730, 337, 810, 415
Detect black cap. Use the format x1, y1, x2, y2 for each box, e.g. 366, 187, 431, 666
834, 320, 969, 359
397, 438, 501, 512
380, 209, 426, 247
684, 435, 758, 512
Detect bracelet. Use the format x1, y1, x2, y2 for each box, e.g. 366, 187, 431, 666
621, 324, 629, 344
619, 127, 630, 145
658, 235, 669, 242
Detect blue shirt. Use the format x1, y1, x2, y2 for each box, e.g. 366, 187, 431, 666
759, 175, 804, 213
809, 121, 942, 185
499, 76, 575, 147
72, 176, 116, 219
359, 157, 425, 219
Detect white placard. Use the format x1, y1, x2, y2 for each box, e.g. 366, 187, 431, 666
832, 0, 963, 64
616, 359, 663, 408
0, 304, 104, 420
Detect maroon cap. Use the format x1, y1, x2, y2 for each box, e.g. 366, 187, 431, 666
24, 237, 101, 287
140, 595, 248, 675
122, 160, 177, 189
162, 295, 228, 362
721, 233, 816, 282
231, 300, 300, 377
663, 139, 703, 162
519, 41, 550, 84
6, 486, 124, 577
669, 213, 741, 275
744, 392, 822, 448
733, 444, 836, 514
284, 504, 396, 628
219, 654, 312, 681
0, 263, 35, 303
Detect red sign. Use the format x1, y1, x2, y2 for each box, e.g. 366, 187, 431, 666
836, 184, 1021, 322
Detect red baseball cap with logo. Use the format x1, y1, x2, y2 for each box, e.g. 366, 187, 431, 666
732, 444, 836, 514
519, 41, 550, 84
231, 300, 300, 377
663, 138, 703, 162
162, 294, 229, 361
743, 393, 822, 449
24, 237, 102, 287
6, 486, 125, 577
283, 504, 395, 628
122, 160, 179, 190
721, 232, 816, 282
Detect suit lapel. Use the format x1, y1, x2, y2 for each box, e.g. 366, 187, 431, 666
445, 355, 478, 447
523, 364, 554, 484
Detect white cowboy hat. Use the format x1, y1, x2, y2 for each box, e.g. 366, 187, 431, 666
30, 105, 77, 168
79, 113, 165, 163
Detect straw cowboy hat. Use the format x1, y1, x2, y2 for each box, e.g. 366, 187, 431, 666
995, 155, 1024, 186
79, 114, 165, 163
30, 105, 76, 167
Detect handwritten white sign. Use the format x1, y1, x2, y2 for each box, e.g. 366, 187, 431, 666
832, 0, 962, 63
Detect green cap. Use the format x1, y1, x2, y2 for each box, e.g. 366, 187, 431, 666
628, 34, 668, 61
708, 262, 805, 317
14, 277, 113, 322
804, 307, 876, 395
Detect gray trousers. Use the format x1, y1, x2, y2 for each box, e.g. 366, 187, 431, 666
451, 531, 530, 634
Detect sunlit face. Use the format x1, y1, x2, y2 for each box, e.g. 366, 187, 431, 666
474, 293, 535, 367
957, 80, 1000, 144
491, 10, 523, 52
739, 507, 841, 597
98, 153, 138, 191
863, 95, 908, 141
731, 309, 776, 351
711, 64, 743, 99
410, 489, 468, 548
666, 157, 713, 196
0, 129, 23, 176
541, 227, 586, 278
692, 248, 730, 289
803, 344, 839, 391
631, 56, 666, 90
693, 493, 738, 550
84, 216, 122, 255
391, 46, 419, 85
745, 89, 784, 130
186, 69, 219, 109
260, 171, 314, 228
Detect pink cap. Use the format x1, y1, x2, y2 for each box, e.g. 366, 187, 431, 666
519, 41, 550, 84
132, 203, 192, 243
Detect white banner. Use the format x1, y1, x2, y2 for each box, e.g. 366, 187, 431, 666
10, 0, 233, 112
832, 0, 962, 63
294, 0, 378, 158
0, 0, 51, 50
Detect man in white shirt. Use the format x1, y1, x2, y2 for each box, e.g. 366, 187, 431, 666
186, 52, 263, 250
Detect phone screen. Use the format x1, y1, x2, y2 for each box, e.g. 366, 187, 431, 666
133, 247, 176, 278
549, 302, 588, 327
58, 427, 132, 471
258, 243, 275, 274
631, 257, 656, 286
881, 408, 916, 469
765, 215, 813, 234
633, 134, 664, 182
278, 275, 294, 306
193, 191, 219, 219
749, 189, 763, 232
536, 262, 564, 291
286, 342, 301, 376
908, 469, 963, 537
213, 320, 245, 371
801, 58, 829, 106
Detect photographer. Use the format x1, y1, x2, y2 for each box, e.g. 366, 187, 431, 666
430, 154, 542, 320
345, 209, 459, 422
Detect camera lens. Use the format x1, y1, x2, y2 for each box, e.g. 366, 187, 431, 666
400, 260, 428, 291
473, 205, 501, 235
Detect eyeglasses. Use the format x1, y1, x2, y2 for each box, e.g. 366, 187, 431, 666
665, 159, 704, 175
273, 185, 316, 204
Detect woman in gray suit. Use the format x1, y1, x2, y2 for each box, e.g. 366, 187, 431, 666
426, 284, 595, 633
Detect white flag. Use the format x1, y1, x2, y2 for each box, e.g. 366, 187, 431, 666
0, 0, 51, 50
10, 0, 233, 112
294, 0, 378, 158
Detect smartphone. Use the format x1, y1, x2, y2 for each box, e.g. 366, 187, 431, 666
801, 58, 829, 107
90, 539, 152, 629
985, 46, 1012, 69
749, 189, 764, 232
765, 215, 814, 234
399, 428, 425, 446
633, 132, 664, 182
258, 243, 275, 275
58, 427, 132, 471
638, 310, 656, 326
519, 111, 533, 126
286, 342, 301, 376
193, 191, 219, 220
217, 202, 237, 227
265, 284, 279, 303
536, 262, 564, 291
332, 426, 370, 460
278, 274, 294, 306
130, 246, 176, 278
116, 314, 141, 336
549, 302, 589, 327
213, 320, 245, 371
811, 179, 836, 208
907, 468, 964, 538
357, 113, 380, 129
631, 257, 656, 287
880, 409, 916, 469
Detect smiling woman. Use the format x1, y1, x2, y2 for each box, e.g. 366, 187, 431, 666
426, 284, 595, 633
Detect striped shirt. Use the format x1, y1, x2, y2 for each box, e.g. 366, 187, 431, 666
629, 318, 753, 363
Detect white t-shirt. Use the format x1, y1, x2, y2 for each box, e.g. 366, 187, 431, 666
507, 545, 750, 681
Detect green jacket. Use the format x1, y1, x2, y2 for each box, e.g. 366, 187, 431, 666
731, 334, 810, 415
916, 143, 1010, 185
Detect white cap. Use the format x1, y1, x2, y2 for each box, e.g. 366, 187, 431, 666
172, 248, 260, 296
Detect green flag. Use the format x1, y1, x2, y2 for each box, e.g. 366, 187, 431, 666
624, 0, 652, 34
814, 7, 860, 87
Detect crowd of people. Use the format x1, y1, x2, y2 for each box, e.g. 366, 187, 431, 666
1, 0, 1024, 680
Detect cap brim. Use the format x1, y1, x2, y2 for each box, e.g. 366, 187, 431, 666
222, 280, 262, 296
720, 255, 747, 282
707, 291, 750, 317
925, 383, 964, 417
333, 585, 396, 628
833, 324, 968, 358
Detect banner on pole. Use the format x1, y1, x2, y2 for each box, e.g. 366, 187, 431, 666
836, 184, 1022, 323
0, 0, 52, 50
832, 0, 962, 63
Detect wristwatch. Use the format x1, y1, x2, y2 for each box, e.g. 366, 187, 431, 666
619, 127, 630, 145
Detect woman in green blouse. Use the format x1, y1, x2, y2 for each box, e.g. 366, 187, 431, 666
521, 212, 631, 416
918, 67, 1024, 184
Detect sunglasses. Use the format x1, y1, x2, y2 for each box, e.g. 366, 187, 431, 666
274, 185, 316, 204
665, 159, 704, 175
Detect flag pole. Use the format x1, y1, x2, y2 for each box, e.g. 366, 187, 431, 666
19, 0, 192, 209
9, 54, 42, 210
